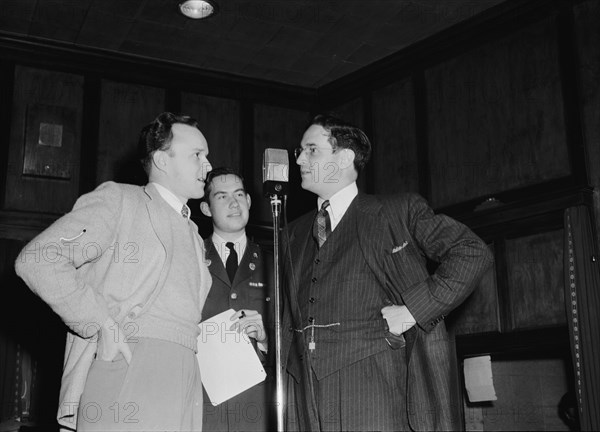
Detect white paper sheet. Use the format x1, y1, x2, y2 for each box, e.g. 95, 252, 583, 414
463, 355, 497, 402
196, 309, 266, 405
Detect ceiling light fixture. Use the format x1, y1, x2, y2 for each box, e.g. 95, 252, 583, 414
179, 0, 218, 19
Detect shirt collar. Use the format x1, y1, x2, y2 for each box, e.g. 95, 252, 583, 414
317, 182, 358, 231
212, 232, 247, 265
151, 182, 190, 219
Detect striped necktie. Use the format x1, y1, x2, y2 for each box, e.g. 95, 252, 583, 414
181, 205, 189, 219
312, 200, 331, 248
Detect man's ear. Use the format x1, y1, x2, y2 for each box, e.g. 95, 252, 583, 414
200, 201, 212, 218
246, 193, 252, 209
339, 148, 355, 170
152, 150, 168, 172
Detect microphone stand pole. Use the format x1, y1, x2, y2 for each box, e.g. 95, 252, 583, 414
270, 193, 285, 432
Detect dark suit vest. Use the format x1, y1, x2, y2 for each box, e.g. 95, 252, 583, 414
287, 200, 394, 381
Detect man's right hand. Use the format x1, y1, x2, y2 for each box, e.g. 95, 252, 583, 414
98, 317, 133, 364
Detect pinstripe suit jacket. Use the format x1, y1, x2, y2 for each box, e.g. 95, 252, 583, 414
281, 192, 493, 431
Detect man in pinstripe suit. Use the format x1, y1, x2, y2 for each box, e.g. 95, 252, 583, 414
281, 114, 493, 431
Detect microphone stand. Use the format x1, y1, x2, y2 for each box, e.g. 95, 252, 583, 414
270, 193, 285, 432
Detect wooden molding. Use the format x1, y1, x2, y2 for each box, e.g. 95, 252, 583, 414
456, 326, 571, 358
0, 34, 317, 111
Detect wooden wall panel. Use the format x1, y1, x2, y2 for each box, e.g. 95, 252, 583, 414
330, 98, 364, 129
426, 16, 570, 208
5, 66, 83, 213
371, 79, 419, 194
1, 238, 64, 424
181, 93, 241, 171
506, 229, 566, 330
97, 80, 165, 185
329, 98, 368, 191
253, 104, 309, 222
574, 0, 600, 253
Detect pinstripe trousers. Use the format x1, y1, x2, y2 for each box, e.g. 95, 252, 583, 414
286, 343, 410, 432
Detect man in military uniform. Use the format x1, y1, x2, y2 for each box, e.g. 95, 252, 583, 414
200, 167, 275, 431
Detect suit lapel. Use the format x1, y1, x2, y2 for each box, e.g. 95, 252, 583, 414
145, 184, 173, 252
139, 184, 175, 313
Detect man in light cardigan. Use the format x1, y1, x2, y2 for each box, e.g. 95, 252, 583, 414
15, 112, 213, 431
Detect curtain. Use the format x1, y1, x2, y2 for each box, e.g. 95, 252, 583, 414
564, 206, 600, 431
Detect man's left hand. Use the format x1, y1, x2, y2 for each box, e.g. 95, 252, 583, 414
381, 305, 417, 335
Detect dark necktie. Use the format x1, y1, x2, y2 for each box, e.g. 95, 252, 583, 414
225, 242, 238, 283
181, 205, 189, 219
312, 200, 331, 248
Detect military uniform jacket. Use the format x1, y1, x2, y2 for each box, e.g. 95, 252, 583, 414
201, 237, 275, 431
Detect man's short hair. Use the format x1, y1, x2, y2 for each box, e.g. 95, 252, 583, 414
203, 167, 247, 205
309, 114, 372, 173
138, 112, 201, 175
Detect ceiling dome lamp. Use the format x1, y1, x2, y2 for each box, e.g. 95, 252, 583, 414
179, 0, 218, 19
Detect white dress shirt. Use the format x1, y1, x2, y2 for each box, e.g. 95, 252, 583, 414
317, 182, 359, 231
151, 182, 191, 219
211, 232, 247, 267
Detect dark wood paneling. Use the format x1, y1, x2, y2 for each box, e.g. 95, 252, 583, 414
0, 238, 64, 427
80, 75, 101, 195
182, 92, 242, 226
426, 15, 570, 208
371, 78, 419, 194
0, 60, 14, 208
165, 88, 182, 115
556, 3, 587, 186
414, 72, 430, 199
181, 93, 241, 171
506, 229, 567, 330
457, 326, 570, 358
0, 38, 316, 111
574, 0, 600, 252
253, 104, 310, 223
240, 101, 255, 206
329, 98, 364, 129
328, 98, 367, 192
97, 80, 165, 185
5, 66, 83, 214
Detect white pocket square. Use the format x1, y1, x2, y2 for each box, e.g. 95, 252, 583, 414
392, 241, 409, 253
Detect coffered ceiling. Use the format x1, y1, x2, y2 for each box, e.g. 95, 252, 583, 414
0, 0, 505, 88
